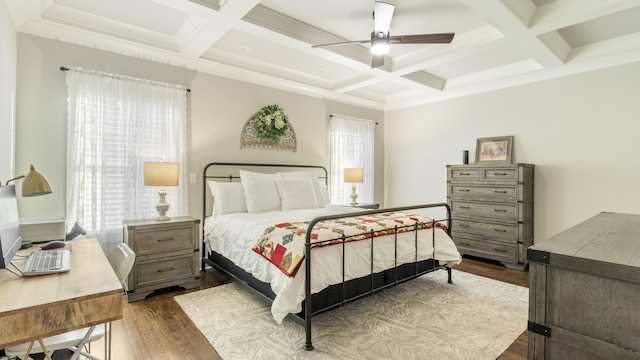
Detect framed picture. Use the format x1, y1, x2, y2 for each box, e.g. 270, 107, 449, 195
475, 136, 513, 164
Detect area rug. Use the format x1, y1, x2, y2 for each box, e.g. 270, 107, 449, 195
174, 270, 528, 360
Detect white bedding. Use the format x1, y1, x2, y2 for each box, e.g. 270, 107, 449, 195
204, 205, 462, 323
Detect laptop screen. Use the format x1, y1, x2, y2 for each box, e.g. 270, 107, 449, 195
0, 185, 23, 269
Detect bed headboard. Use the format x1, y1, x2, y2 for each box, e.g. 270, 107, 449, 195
201, 162, 328, 220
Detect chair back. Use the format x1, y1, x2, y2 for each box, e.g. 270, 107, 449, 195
107, 243, 136, 288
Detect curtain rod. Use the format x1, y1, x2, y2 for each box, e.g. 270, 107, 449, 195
60, 66, 191, 93
330, 114, 378, 125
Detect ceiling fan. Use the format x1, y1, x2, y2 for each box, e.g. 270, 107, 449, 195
312, 1, 455, 68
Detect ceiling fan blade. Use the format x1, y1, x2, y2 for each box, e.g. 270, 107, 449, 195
374, 1, 394, 34
389, 33, 455, 44
371, 54, 385, 68
312, 39, 371, 48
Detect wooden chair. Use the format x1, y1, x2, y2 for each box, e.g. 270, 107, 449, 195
5, 243, 135, 360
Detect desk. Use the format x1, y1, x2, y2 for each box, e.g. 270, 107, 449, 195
0, 238, 123, 357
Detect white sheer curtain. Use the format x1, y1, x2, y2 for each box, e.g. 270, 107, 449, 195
65, 67, 188, 253
329, 115, 375, 205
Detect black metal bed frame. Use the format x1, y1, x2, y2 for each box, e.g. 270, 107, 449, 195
201, 162, 453, 351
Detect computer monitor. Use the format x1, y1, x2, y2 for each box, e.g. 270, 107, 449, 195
0, 185, 22, 269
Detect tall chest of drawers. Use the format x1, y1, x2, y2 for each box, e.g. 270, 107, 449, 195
123, 216, 201, 302
446, 163, 534, 270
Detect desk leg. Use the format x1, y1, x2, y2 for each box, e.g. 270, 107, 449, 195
105, 322, 112, 360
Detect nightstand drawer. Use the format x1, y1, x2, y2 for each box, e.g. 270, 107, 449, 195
451, 201, 517, 222
452, 219, 518, 242
136, 227, 194, 254
136, 255, 194, 287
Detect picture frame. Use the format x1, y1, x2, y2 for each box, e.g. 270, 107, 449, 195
475, 136, 514, 164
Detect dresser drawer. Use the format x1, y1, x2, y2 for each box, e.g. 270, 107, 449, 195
449, 185, 516, 200
136, 227, 194, 254
450, 168, 480, 181
136, 255, 194, 287
453, 236, 517, 262
482, 167, 518, 181
452, 219, 518, 242
451, 201, 517, 222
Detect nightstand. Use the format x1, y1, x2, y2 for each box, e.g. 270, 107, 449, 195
345, 203, 380, 209
122, 216, 200, 302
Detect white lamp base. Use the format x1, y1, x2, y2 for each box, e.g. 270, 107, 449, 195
155, 188, 171, 221
350, 184, 358, 206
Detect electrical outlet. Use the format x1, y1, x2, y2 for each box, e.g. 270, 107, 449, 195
189, 173, 197, 184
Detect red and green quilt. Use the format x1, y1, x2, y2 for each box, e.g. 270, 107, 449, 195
252, 212, 447, 277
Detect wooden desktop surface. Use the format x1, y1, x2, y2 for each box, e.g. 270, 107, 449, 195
0, 238, 123, 348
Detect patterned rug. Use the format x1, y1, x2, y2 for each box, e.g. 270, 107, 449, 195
174, 269, 528, 360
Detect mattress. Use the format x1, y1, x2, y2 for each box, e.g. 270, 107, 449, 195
203, 205, 462, 323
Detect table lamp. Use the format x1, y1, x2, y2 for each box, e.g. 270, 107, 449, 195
144, 162, 179, 221
4, 164, 53, 197
4, 165, 53, 249
344, 168, 363, 206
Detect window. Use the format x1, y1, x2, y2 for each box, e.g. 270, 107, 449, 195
329, 115, 375, 205
64, 68, 188, 252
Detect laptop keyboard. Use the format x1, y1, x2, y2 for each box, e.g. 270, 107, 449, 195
23, 250, 70, 274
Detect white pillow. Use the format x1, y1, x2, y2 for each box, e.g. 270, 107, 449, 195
280, 171, 330, 207
207, 181, 247, 215
239, 170, 282, 213
275, 178, 318, 211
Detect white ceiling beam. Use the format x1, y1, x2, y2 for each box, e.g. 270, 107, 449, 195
166, 0, 260, 58
459, 0, 564, 68
530, 0, 640, 35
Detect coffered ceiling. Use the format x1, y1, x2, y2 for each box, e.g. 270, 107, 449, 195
5, 0, 640, 110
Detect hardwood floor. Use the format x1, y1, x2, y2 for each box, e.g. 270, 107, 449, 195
21, 256, 530, 360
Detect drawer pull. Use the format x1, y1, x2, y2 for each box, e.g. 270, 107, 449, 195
157, 267, 176, 273
157, 237, 175, 242
494, 172, 508, 176
494, 229, 507, 232
459, 224, 470, 228
460, 242, 471, 246
494, 209, 507, 212
494, 190, 507, 194
460, 206, 471, 209
458, 189, 470, 192
494, 248, 507, 253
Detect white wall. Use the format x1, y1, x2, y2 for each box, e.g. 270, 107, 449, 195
0, 1, 16, 182
14, 34, 384, 222
385, 62, 640, 243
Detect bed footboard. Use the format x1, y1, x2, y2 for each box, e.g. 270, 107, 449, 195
302, 203, 452, 350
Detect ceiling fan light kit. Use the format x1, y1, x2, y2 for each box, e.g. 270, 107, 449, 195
370, 34, 390, 55
313, 1, 455, 68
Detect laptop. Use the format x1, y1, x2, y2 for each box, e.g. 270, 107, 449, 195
21, 249, 71, 276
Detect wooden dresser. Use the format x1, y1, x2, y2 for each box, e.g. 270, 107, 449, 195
446, 163, 534, 270
528, 212, 640, 359
123, 216, 200, 302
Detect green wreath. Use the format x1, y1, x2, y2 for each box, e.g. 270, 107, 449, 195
253, 104, 289, 142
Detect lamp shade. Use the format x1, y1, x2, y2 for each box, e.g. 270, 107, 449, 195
344, 168, 364, 183
144, 162, 179, 186
22, 165, 53, 197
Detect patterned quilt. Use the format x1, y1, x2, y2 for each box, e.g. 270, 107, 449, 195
252, 211, 447, 277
